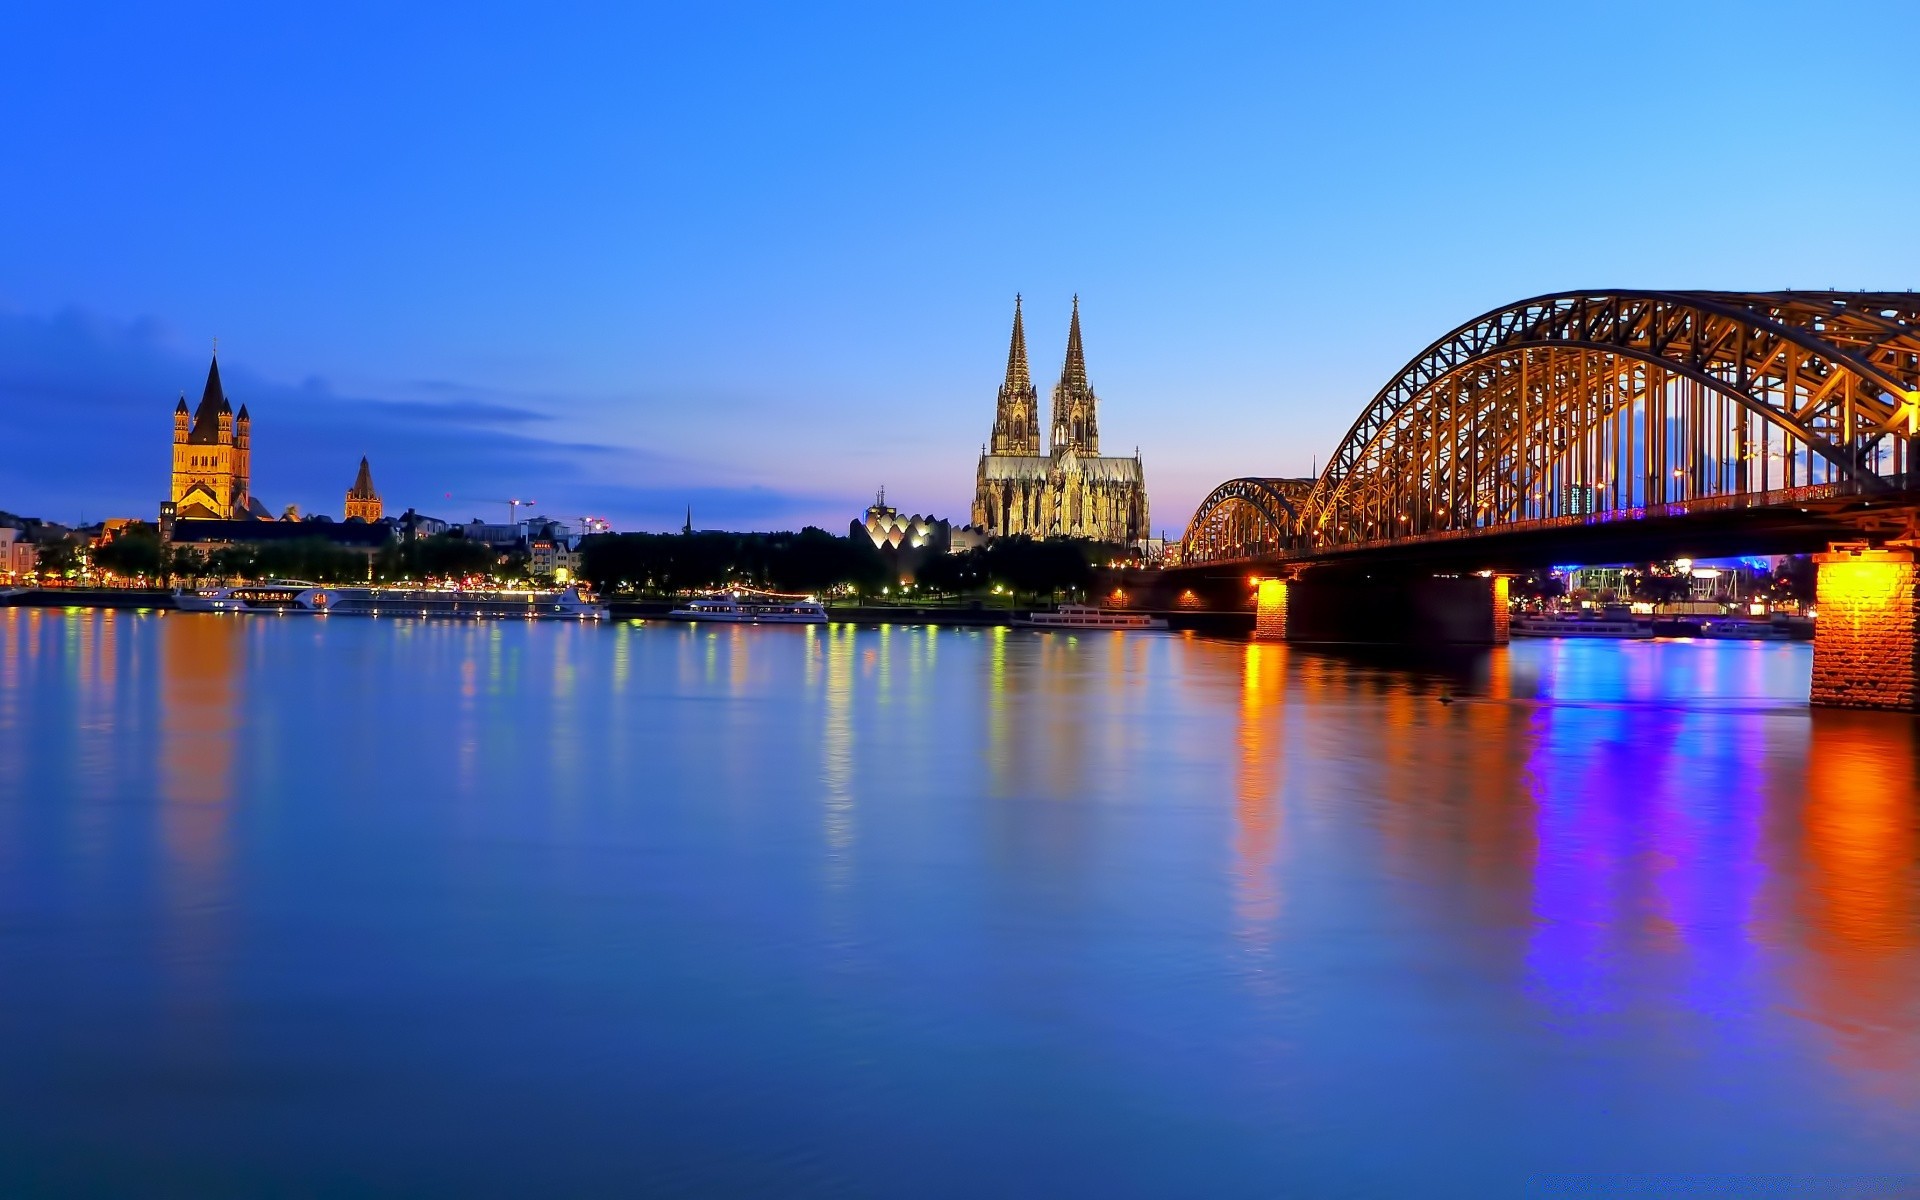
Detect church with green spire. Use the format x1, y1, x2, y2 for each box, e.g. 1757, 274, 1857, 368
972, 296, 1149, 543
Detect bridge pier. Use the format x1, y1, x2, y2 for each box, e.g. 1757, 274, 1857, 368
1253, 572, 1508, 646
1811, 544, 1920, 711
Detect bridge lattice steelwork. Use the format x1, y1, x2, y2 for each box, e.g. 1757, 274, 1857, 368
1181, 290, 1920, 565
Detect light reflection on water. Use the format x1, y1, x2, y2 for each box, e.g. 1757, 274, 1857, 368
0, 610, 1916, 1196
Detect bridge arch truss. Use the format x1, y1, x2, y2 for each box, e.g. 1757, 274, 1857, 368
1180, 292, 1920, 564
1286, 291, 1920, 555
1179, 477, 1314, 564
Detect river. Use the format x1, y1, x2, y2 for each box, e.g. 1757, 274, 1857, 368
1, 609, 1916, 1196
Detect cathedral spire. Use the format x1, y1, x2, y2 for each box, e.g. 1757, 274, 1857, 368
1060, 294, 1087, 394
1003, 293, 1030, 396
988, 294, 1040, 457
1050, 294, 1098, 456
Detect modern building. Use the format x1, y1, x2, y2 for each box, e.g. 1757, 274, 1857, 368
170, 354, 271, 521
972, 296, 1149, 543
857, 488, 950, 553
345, 457, 383, 522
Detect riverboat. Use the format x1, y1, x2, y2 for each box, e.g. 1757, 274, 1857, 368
1698, 619, 1799, 642
174, 581, 338, 612
1509, 613, 1651, 639
1016, 604, 1168, 631
330, 585, 607, 620
664, 596, 828, 625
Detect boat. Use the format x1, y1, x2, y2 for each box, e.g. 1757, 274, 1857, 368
1697, 618, 1799, 642
173, 580, 338, 612
664, 596, 828, 625
1016, 604, 1168, 631
329, 584, 607, 620
1509, 612, 1651, 639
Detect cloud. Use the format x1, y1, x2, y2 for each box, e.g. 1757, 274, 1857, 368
573, 483, 852, 534
365, 397, 554, 425
0, 305, 703, 527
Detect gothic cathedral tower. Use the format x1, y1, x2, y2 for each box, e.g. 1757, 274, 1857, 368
988, 295, 1040, 456
1048, 295, 1099, 457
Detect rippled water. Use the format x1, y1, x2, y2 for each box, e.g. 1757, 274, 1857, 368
1, 609, 1917, 1197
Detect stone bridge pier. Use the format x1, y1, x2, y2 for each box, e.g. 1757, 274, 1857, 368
1810, 544, 1920, 711
1253, 572, 1510, 646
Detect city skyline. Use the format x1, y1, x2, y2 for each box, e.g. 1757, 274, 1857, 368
4, 2, 1919, 532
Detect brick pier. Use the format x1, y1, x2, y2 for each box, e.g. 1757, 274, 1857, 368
1810, 545, 1920, 711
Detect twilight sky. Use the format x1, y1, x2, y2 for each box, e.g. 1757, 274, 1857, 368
4, 2, 1918, 533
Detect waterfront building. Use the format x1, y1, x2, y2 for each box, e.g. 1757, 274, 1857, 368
0, 526, 38, 581
345, 457, 383, 522
170, 354, 271, 521
972, 296, 1150, 543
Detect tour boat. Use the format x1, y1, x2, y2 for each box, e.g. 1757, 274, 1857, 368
174, 581, 338, 612
1697, 619, 1798, 642
1509, 612, 1651, 639
665, 596, 829, 625
1016, 604, 1168, 631
329, 585, 607, 620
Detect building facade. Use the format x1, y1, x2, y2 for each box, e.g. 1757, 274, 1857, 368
345, 457, 383, 522
170, 354, 261, 520
971, 297, 1149, 543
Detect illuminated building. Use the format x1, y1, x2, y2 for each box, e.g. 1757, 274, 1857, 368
169, 354, 270, 520
972, 296, 1150, 543
344, 457, 383, 522
857, 487, 949, 552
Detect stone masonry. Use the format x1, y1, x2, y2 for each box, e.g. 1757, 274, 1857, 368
1810, 545, 1920, 711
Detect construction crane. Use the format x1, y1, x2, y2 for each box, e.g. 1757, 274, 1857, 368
444, 495, 537, 524
573, 516, 612, 536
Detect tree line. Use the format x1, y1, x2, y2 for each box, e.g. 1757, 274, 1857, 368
577, 528, 1122, 603
82, 523, 505, 585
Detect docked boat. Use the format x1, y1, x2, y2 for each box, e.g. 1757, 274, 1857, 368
664, 596, 828, 624
174, 581, 338, 612
1016, 604, 1168, 631
329, 585, 607, 620
1697, 619, 1799, 642
1509, 612, 1651, 639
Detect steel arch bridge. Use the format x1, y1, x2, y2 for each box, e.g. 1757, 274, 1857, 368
1180, 290, 1920, 566
1179, 477, 1314, 563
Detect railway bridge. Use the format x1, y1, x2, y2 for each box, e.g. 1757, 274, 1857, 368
1166, 290, 1920, 710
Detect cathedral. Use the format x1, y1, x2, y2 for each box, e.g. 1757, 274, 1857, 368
170, 353, 270, 520
972, 296, 1149, 543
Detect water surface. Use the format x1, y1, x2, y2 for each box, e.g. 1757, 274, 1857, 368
1, 610, 1917, 1196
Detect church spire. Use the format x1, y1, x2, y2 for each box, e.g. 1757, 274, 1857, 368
987, 294, 1040, 457
1060, 294, 1087, 393
1003, 293, 1030, 396
1050, 294, 1098, 456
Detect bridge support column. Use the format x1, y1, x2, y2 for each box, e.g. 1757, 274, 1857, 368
1251, 572, 1506, 645
1811, 545, 1920, 711
1253, 577, 1290, 641
1490, 574, 1513, 645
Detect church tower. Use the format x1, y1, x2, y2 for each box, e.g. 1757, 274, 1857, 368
1049, 295, 1099, 456
345, 456, 383, 522
169, 353, 251, 520
988, 295, 1040, 456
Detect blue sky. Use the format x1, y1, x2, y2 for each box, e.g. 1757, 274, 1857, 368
4, 1, 1918, 533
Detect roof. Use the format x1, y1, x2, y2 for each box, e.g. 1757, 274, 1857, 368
187, 355, 232, 445
347, 456, 378, 499
979, 455, 1051, 481
170, 519, 394, 548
